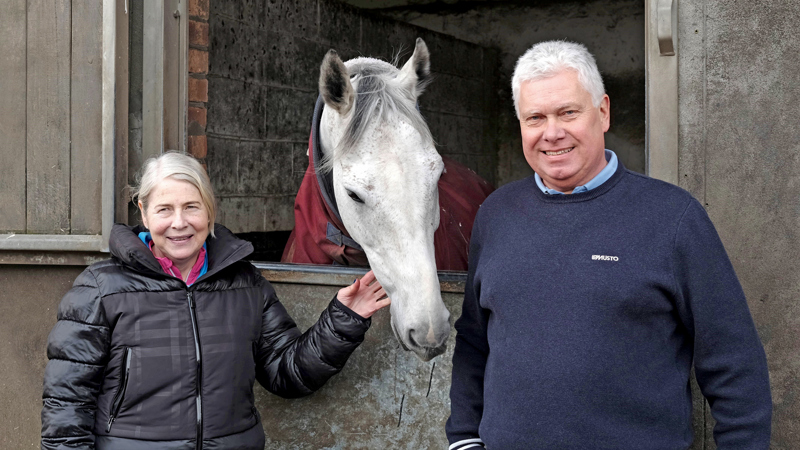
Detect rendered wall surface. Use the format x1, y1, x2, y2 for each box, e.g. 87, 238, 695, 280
0, 265, 84, 449
678, 1, 800, 448
206, 0, 498, 234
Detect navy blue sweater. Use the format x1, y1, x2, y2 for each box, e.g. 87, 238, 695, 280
446, 162, 771, 449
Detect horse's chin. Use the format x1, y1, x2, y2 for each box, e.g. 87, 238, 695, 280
391, 319, 447, 361
412, 344, 447, 362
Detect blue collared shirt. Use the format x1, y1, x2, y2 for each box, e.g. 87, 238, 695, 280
534, 150, 618, 195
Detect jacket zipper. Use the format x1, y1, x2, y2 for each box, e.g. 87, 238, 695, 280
187, 291, 204, 450
106, 347, 132, 432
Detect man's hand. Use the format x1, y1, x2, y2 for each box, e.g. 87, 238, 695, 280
336, 270, 391, 319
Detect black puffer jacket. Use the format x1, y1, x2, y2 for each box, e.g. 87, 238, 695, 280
41, 224, 370, 449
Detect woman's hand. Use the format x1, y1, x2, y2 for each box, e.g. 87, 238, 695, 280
337, 270, 390, 319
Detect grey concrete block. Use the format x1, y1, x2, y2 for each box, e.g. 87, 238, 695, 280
210, 0, 264, 26
209, 14, 263, 83
426, 34, 484, 79
293, 37, 328, 92
217, 196, 266, 233
265, 0, 316, 38
207, 77, 267, 139
360, 17, 418, 63
423, 73, 486, 119
262, 29, 297, 87
206, 136, 240, 195
316, 0, 361, 51
266, 87, 317, 141
261, 32, 326, 91
238, 140, 294, 195
263, 195, 296, 231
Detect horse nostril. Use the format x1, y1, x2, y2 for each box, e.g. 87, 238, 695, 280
406, 329, 418, 348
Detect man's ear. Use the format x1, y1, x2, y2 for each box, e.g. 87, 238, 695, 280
599, 95, 611, 132
319, 50, 355, 115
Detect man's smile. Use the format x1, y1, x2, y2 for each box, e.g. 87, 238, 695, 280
542, 147, 574, 156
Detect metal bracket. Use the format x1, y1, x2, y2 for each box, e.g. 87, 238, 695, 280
657, 0, 677, 56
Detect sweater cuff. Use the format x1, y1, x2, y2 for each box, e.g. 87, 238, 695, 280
449, 438, 485, 450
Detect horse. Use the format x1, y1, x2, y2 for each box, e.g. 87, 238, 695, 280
282, 39, 493, 361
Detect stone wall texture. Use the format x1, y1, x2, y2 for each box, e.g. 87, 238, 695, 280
678, 0, 800, 448
206, 0, 499, 234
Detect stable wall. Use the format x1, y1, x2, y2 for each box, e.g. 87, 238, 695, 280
353, 0, 646, 185
678, 0, 800, 448
0, 265, 84, 449
205, 0, 499, 235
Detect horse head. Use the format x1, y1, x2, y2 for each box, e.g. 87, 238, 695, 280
317, 39, 450, 361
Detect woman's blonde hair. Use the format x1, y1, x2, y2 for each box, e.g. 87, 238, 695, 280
132, 151, 217, 237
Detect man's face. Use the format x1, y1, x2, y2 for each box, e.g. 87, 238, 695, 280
518, 70, 610, 193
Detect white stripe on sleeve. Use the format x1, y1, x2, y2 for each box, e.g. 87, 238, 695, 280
449, 438, 485, 450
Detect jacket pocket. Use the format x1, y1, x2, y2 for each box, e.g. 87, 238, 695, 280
106, 347, 132, 432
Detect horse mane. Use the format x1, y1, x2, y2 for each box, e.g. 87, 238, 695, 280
318, 57, 433, 173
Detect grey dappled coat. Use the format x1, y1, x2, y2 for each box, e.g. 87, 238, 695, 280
41, 223, 371, 449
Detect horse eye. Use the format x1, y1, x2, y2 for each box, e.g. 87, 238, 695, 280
347, 190, 364, 204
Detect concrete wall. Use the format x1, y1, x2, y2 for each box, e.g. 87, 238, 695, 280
350, 0, 646, 185
205, 0, 499, 234
678, 1, 800, 448
0, 265, 84, 448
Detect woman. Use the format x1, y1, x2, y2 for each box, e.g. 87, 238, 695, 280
41, 152, 390, 449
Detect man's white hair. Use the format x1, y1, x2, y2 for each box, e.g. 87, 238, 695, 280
512, 40, 605, 119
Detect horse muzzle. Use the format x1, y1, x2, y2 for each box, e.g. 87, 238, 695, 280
390, 314, 450, 362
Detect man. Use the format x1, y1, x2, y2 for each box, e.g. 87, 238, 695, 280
446, 41, 771, 449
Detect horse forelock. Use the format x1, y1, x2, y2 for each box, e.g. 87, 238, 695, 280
318, 57, 434, 173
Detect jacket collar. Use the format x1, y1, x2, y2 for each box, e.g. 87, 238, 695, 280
110, 223, 253, 281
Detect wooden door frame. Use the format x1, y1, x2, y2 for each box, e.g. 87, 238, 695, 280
0, 0, 124, 255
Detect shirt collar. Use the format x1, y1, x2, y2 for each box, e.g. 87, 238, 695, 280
534, 149, 618, 195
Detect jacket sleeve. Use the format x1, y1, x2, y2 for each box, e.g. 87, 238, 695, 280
253, 276, 371, 398
672, 200, 772, 448
41, 267, 110, 450
446, 213, 489, 450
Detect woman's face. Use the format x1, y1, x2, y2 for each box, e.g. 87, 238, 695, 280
139, 177, 209, 269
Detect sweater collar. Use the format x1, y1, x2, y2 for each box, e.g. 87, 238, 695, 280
529, 156, 627, 203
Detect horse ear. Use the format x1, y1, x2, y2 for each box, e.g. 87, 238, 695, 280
396, 38, 431, 99
319, 50, 355, 115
